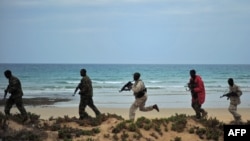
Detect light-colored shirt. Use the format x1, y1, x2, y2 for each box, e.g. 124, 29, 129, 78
132, 79, 145, 96
229, 84, 242, 105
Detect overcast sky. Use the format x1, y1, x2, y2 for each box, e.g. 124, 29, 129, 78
0, 0, 250, 64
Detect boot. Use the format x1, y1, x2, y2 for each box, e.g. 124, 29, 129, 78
153, 104, 159, 112
196, 114, 201, 119
201, 111, 208, 118
235, 116, 242, 124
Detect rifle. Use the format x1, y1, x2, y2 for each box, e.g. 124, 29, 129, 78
119, 81, 133, 92
3, 86, 9, 100
185, 81, 196, 91
220, 92, 238, 98
72, 83, 80, 96
3, 89, 8, 100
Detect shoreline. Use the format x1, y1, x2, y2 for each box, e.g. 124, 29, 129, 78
0, 97, 71, 106
1, 93, 250, 109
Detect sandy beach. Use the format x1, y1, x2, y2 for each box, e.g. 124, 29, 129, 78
1, 105, 250, 141
1, 97, 249, 141
1, 106, 249, 123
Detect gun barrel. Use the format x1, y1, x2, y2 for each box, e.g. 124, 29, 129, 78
4, 90, 7, 98
73, 83, 80, 95
119, 81, 133, 92
220, 93, 229, 98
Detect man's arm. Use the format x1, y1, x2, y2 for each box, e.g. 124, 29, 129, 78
132, 81, 145, 94
3, 85, 9, 99
4, 90, 7, 99
235, 85, 243, 97
220, 92, 237, 98
73, 83, 80, 96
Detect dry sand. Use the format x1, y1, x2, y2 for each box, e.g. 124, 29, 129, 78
1, 106, 250, 141
1, 106, 249, 123
1, 97, 249, 123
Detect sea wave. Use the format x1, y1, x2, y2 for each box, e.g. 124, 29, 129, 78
19, 84, 250, 93
56, 81, 79, 84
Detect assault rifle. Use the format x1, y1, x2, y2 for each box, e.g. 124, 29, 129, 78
220, 92, 238, 98
185, 81, 196, 91
3, 90, 7, 100
119, 81, 133, 92
3, 86, 9, 100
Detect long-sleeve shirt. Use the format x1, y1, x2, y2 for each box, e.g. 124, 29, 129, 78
79, 75, 93, 97
6, 75, 23, 98
229, 84, 242, 105
132, 79, 146, 98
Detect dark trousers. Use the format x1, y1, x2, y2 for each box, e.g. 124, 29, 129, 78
191, 100, 205, 118
5, 96, 27, 118
79, 96, 101, 119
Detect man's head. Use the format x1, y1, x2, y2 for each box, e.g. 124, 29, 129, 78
228, 78, 234, 86
4, 70, 12, 79
80, 69, 87, 77
133, 72, 140, 81
189, 69, 196, 79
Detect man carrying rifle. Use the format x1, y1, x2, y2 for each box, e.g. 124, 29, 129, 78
222, 78, 242, 124
74, 69, 101, 119
128, 72, 159, 121
188, 69, 207, 119
3, 70, 28, 122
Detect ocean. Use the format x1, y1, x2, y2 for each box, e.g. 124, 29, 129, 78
0, 64, 250, 108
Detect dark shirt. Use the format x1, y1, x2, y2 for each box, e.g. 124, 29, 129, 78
79, 75, 93, 97
6, 75, 23, 98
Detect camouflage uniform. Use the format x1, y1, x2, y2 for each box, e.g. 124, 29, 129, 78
5, 75, 28, 119
228, 84, 242, 123
78, 75, 101, 119
129, 79, 155, 121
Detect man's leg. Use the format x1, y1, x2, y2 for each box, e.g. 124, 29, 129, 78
4, 98, 14, 116
192, 101, 201, 119
200, 108, 208, 118
79, 97, 89, 119
138, 95, 154, 112
87, 97, 101, 117
15, 97, 28, 121
229, 104, 241, 123
129, 100, 139, 121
